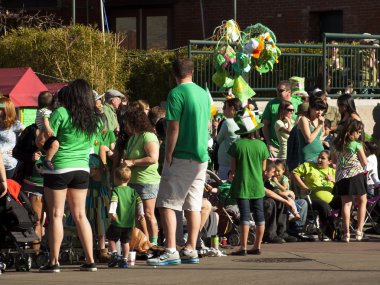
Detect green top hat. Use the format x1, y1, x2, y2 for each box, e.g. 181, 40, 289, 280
290, 76, 308, 98
234, 108, 264, 135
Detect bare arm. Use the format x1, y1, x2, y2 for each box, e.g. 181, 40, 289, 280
298, 116, 324, 144
262, 119, 271, 145
43, 117, 54, 136
265, 188, 296, 213
0, 151, 7, 198
278, 117, 293, 134
357, 147, 367, 168
165, 121, 180, 165
291, 173, 309, 194
124, 141, 159, 167
271, 177, 288, 192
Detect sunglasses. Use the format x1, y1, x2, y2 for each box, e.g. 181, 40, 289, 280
277, 89, 287, 93
286, 108, 295, 112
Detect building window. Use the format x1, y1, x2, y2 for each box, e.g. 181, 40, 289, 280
116, 17, 137, 50
111, 7, 171, 50
146, 16, 167, 49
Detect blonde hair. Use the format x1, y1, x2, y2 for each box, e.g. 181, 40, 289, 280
0, 97, 17, 129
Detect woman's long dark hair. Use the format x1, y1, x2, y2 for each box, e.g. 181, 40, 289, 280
337, 93, 357, 116
62, 79, 100, 137
333, 119, 364, 152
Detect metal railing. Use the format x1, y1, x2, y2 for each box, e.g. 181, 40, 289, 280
189, 33, 380, 99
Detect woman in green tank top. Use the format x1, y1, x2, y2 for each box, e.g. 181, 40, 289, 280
297, 98, 327, 163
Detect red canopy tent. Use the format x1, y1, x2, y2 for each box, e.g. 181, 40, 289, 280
45, 82, 67, 95
0, 67, 48, 107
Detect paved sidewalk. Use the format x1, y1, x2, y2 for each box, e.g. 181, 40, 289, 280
2, 238, 380, 285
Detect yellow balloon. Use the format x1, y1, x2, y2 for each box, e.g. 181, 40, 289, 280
210, 104, 218, 117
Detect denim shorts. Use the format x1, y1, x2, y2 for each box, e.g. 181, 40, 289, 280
129, 183, 159, 200
237, 198, 265, 225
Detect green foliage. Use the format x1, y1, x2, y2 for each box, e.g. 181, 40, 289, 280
124, 49, 185, 106
0, 25, 127, 93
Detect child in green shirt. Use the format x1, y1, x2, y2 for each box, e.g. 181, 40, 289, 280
227, 108, 268, 256
107, 164, 142, 268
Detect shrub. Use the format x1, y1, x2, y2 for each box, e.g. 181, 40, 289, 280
0, 25, 127, 93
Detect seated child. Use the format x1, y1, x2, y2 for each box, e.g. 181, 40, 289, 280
107, 164, 142, 268
207, 171, 239, 219
35, 91, 60, 170
322, 119, 333, 150
365, 141, 380, 197
270, 160, 300, 220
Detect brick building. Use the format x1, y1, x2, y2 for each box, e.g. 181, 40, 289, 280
1, 0, 380, 48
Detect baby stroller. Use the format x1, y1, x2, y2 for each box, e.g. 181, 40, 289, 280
205, 170, 256, 246
0, 179, 39, 272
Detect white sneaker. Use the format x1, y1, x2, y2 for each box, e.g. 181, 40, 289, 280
146, 250, 181, 266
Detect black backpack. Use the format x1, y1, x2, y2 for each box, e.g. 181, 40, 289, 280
12, 124, 39, 183
0, 192, 36, 231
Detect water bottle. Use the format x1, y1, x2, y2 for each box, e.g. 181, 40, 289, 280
211, 235, 219, 249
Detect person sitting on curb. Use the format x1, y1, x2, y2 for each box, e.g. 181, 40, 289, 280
263, 160, 307, 243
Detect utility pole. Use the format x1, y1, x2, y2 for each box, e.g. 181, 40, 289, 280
72, 0, 76, 25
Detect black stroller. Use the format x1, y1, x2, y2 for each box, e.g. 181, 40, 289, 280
205, 170, 256, 246
0, 184, 39, 272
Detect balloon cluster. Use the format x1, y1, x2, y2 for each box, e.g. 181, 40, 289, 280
212, 20, 281, 103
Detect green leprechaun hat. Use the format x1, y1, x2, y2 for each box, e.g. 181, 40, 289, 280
290, 76, 309, 99
234, 107, 264, 135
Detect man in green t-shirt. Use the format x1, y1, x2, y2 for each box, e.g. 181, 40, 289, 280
148, 58, 210, 266
262, 81, 300, 157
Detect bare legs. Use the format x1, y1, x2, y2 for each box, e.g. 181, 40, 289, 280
356, 194, 367, 233
44, 187, 95, 265
159, 208, 177, 249
44, 188, 66, 265
142, 198, 158, 241
29, 194, 44, 253
341, 194, 367, 240
184, 210, 201, 250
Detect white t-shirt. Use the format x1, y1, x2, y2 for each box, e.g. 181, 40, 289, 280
366, 154, 379, 185
35, 108, 52, 131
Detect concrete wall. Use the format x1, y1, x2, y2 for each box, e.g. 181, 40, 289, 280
215, 98, 380, 136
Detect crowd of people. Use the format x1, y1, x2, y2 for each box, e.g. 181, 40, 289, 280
0, 57, 378, 272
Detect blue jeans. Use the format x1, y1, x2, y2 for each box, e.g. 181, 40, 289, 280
289, 199, 308, 234
237, 198, 265, 225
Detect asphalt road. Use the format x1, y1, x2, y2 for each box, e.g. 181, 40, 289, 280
2, 238, 380, 285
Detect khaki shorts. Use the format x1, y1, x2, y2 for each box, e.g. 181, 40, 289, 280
156, 158, 207, 211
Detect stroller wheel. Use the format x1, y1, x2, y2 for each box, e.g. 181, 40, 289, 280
60, 251, 71, 264
35, 253, 49, 268
228, 233, 240, 246
15, 254, 32, 272
0, 253, 14, 269
247, 231, 256, 245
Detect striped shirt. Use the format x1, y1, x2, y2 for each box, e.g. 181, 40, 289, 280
35, 108, 52, 131
335, 141, 364, 182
